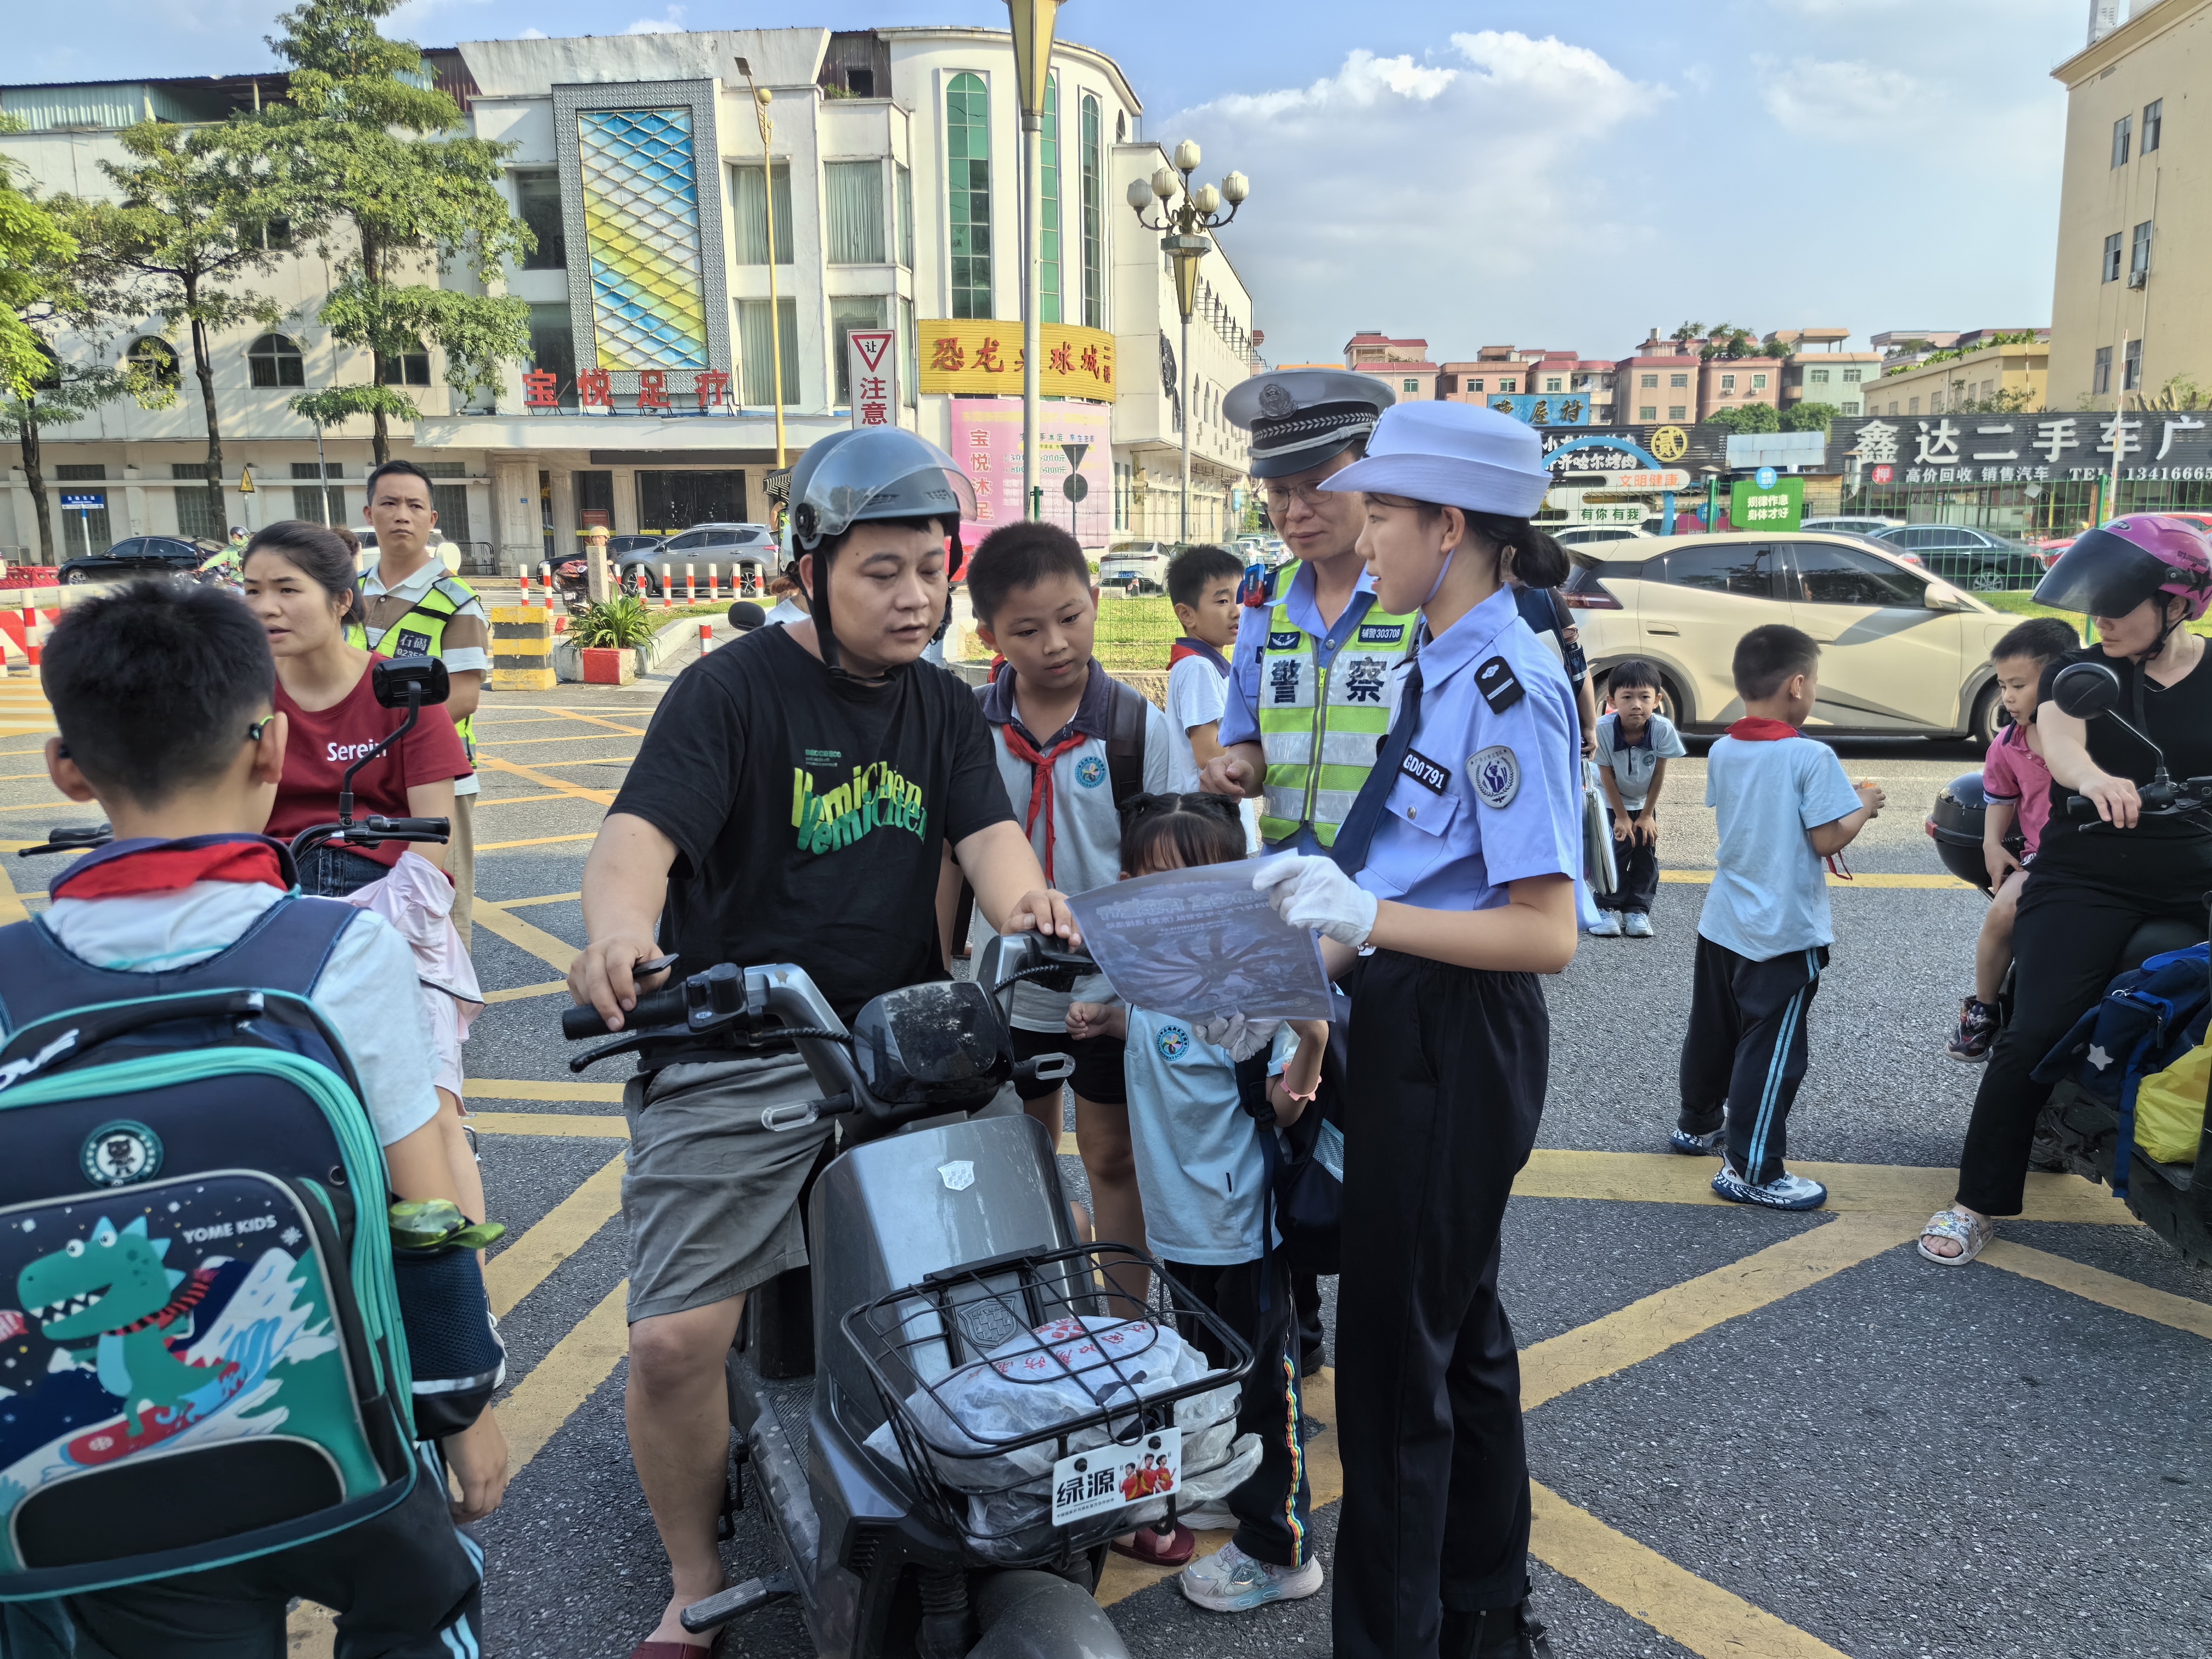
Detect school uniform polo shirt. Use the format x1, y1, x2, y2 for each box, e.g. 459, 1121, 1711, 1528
973, 660, 1173, 1031
1593, 710, 1688, 812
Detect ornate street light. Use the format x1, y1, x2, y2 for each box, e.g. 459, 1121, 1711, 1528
736, 56, 786, 471
1130, 143, 1249, 539
1006, 1, 1064, 521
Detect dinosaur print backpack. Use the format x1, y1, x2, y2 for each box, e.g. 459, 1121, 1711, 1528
0, 895, 422, 1600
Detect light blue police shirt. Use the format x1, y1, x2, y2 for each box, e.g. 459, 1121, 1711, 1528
1120, 1009, 1298, 1265
1220, 563, 1387, 855
1354, 584, 1582, 912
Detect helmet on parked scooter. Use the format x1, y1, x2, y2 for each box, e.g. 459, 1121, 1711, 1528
786, 429, 975, 676
2034, 514, 2212, 625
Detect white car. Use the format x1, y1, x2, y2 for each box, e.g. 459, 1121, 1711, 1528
1566, 531, 2017, 744
1099, 541, 1171, 593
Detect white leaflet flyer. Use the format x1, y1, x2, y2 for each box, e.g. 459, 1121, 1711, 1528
1065, 862, 1334, 1023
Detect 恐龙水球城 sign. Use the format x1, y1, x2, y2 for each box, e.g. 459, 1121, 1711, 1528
919, 321, 1117, 401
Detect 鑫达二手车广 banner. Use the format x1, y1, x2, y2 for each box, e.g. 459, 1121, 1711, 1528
1065, 862, 1335, 1024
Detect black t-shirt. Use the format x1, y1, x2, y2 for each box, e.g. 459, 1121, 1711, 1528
610, 626, 1014, 1054
2034, 642, 2212, 894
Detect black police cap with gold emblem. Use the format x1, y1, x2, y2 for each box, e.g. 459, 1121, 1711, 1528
1224, 369, 1397, 481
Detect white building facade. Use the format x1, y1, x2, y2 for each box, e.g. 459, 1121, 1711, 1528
1, 23, 1259, 568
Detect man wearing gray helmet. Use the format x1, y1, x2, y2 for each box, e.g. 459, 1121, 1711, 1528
567, 429, 1082, 1657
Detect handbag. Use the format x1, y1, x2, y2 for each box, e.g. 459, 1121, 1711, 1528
1582, 759, 1618, 895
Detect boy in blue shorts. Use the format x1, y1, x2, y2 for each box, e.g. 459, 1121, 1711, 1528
1673, 625, 1884, 1210
19, 581, 500, 1657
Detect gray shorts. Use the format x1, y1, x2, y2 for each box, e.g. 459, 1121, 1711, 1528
621, 1052, 834, 1323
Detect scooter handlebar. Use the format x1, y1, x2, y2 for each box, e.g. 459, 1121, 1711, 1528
561, 983, 689, 1040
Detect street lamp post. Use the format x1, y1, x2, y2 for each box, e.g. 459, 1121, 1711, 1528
1006, 3, 1063, 522
736, 57, 786, 470
1129, 143, 1248, 542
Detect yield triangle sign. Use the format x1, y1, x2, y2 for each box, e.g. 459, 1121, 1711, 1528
1059, 442, 1089, 473
854, 333, 891, 371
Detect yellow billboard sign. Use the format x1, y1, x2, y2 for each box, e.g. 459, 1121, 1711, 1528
918, 320, 1117, 402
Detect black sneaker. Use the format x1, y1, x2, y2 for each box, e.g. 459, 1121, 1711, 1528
1441, 1602, 1553, 1658
1948, 995, 1998, 1062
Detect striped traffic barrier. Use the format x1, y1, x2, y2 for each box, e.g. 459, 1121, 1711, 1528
489, 602, 555, 691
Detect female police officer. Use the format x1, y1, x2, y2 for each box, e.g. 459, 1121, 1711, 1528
1253, 402, 1579, 1659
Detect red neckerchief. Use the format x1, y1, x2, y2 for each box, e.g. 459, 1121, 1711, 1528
1169, 637, 1231, 674
1000, 724, 1087, 885
52, 839, 287, 901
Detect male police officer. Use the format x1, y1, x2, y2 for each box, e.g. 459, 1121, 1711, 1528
1201, 370, 1419, 853
350, 458, 491, 945
1199, 369, 1419, 1374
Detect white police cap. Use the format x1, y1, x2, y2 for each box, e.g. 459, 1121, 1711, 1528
1224, 370, 1395, 480
1320, 402, 1550, 519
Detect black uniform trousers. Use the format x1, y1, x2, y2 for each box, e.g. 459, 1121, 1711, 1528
1335, 950, 1546, 1659
1677, 937, 1827, 1186
62, 1444, 483, 1659
1595, 834, 1660, 914
1957, 873, 2205, 1216
1163, 1252, 1314, 1568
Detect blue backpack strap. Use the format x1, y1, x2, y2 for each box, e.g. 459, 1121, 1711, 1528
0, 896, 358, 1034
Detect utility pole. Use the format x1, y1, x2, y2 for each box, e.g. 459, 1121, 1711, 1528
738, 57, 786, 469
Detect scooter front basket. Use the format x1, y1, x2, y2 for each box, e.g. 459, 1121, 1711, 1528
840, 1243, 1254, 1567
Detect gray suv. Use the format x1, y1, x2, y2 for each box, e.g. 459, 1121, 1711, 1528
618, 523, 778, 596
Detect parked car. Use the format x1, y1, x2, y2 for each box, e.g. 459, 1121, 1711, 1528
1098, 540, 1172, 593
1864, 523, 2045, 590
58, 536, 221, 585
1553, 524, 1656, 548
617, 523, 777, 596
1800, 515, 1905, 537
1564, 531, 2018, 744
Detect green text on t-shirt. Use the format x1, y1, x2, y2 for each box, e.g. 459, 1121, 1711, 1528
791, 761, 930, 854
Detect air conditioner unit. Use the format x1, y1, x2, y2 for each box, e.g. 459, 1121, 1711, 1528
2129, 268, 2149, 288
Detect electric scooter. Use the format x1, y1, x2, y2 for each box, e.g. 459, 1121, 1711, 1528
562, 933, 1254, 1659
1932, 663, 2212, 1264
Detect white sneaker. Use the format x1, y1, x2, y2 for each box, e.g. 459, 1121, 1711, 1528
1178, 1541, 1324, 1612
1177, 1500, 1236, 1531
1587, 912, 1623, 937
1623, 912, 1654, 938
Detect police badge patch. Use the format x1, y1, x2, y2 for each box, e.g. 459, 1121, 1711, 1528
394, 629, 434, 658
1259, 382, 1296, 418
1469, 746, 1520, 809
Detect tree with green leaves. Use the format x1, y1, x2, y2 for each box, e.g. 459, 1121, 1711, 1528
263, 0, 531, 464
1779, 401, 1838, 433
60, 120, 295, 541
1704, 402, 1780, 435
0, 118, 79, 404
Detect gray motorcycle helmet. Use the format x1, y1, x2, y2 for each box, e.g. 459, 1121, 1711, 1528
787, 429, 975, 676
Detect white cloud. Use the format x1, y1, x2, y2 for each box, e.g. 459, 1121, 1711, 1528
518, 25, 547, 37
624, 5, 684, 35
1169, 33, 1665, 361
1758, 55, 1930, 138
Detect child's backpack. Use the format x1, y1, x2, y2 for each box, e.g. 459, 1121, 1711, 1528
0, 896, 425, 1600
1234, 991, 1352, 1279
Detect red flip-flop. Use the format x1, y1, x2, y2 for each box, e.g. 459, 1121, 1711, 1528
1109, 1522, 1195, 1566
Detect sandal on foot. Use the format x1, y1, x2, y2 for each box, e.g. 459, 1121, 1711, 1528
1111, 1522, 1195, 1565
1918, 1208, 1993, 1265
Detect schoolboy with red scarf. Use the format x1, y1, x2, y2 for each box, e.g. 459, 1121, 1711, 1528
19, 581, 501, 1656
1672, 624, 1885, 1211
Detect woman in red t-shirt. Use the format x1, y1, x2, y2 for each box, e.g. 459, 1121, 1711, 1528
241, 521, 473, 898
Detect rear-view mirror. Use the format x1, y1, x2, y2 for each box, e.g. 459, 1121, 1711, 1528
2051, 660, 2120, 720
372, 655, 450, 709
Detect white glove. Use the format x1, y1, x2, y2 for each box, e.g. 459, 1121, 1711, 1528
1253, 853, 1379, 949
1193, 1013, 1282, 1062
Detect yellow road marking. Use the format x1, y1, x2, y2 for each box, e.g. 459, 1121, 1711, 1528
478, 832, 600, 851
483, 979, 569, 1003
500, 890, 582, 908
473, 897, 582, 974
554, 709, 650, 736
469, 1078, 625, 1103
1521, 1215, 1923, 1409
1528, 1482, 1851, 1659
485, 1154, 625, 1318
478, 754, 616, 806
1516, 1149, 2139, 1226
1657, 869, 1971, 891
497, 1280, 632, 1472
477, 732, 639, 747
471, 791, 578, 810
471, 1110, 628, 1137
517, 756, 636, 770
1981, 1239, 2212, 1339
0, 857, 27, 926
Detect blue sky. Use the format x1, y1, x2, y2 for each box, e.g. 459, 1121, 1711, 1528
14, 0, 2092, 365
